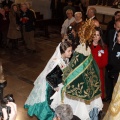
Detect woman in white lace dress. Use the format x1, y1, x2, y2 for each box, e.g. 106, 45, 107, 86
24, 41, 72, 120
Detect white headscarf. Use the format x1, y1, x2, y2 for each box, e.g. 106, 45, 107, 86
25, 43, 62, 105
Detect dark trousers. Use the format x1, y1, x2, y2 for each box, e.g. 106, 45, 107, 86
23, 27, 35, 51
105, 69, 119, 99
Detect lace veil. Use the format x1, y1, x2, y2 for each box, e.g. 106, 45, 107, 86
25, 43, 61, 105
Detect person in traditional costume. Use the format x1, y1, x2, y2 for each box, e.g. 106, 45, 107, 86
50, 19, 103, 120
24, 41, 72, 120
91, 27, 108, 99
103, 74, 120, 120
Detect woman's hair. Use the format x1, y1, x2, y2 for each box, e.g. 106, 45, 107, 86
10, 3, 18, 16
66, 9, 73, 15
60, 41, 72, 54
55, 104, 73, 120
74, 12, 82, 17
94, 27, 106, 49
114, 11, 120, 16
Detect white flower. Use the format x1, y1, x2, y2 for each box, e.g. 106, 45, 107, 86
98, 50, 104, 57
116, 52, 120, 58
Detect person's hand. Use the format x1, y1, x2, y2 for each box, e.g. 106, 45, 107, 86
53, 116, 60, 120
53, 117, 57, 120
2, 102, 17, 120
24, 17, 29, 20
20, 17, 29, 23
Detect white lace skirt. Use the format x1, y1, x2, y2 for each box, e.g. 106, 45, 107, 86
50, 84, 103, 120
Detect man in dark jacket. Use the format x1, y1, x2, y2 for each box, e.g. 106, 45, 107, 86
20, 3, 36, 53
86, 7, 97, 20
103, 18, 120, 102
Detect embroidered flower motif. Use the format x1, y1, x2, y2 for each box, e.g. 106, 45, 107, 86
60, 64, 66, 70
116, 52, 120, 58
98, 50, 104, 57
58, 58, 69, 70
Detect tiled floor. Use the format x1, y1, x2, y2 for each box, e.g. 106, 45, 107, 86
0, 26, 109, 120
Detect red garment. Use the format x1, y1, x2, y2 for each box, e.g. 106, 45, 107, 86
91, 44, 108, 99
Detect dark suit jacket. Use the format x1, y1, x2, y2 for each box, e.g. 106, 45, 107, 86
105, 19, 115, 45
108, 29, 116, 53
107, 29, 120, 73
109, 43, 120, 73
20, 9, 36, 32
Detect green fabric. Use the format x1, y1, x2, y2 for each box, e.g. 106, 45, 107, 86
24, 82, 55, 120
46, 82, 55, 105
62, 52, 101, 102
24, 101, 54, 120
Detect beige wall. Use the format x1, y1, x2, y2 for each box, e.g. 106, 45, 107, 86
15, 0, 26, 3
15, 0, 51, 19
32, 0, 51, 19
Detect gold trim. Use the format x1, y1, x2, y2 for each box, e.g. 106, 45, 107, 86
64, 55, 93, 88
66, 93, 101, 104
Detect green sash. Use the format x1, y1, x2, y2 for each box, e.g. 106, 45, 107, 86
61, 52, 101, 102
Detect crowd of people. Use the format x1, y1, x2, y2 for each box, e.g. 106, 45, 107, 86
0, 0, 120, 120
0, 0, 36, 55
24, 2, 120, 120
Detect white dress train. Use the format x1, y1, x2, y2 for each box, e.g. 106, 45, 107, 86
50, 84, 103, 120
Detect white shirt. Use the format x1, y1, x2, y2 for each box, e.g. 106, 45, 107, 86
112, 31, 117, 50
61, 17, 75, 35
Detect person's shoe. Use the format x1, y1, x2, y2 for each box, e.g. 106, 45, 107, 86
102, 97, 111, 102
98, 111, 102, 120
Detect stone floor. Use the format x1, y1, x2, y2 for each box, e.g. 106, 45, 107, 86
0, 25, 109, 120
